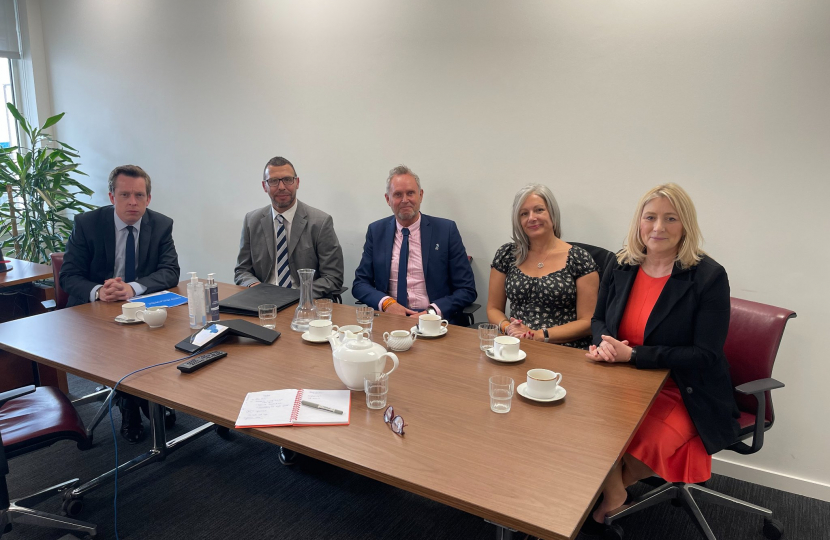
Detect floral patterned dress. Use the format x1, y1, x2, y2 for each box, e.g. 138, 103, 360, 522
491, 243, 598, 349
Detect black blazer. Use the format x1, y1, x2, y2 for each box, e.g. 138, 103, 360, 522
592, 255, 740, 455
60, 206, 180, 307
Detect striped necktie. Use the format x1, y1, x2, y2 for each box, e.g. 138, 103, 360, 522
274, 214, 291, 288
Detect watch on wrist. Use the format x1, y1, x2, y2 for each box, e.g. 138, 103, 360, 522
542, 327, 550, 343
427, 306, 437, 315
629, 346, 638, 364
94, 288, 100, 301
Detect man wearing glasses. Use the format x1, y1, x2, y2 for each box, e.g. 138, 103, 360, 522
234, 156, 344, 299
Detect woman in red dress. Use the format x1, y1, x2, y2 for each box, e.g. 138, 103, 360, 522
585, 183, 739, 527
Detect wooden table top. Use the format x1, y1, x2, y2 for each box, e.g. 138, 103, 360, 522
0, 258, 53, 287
0, 282, 667, 540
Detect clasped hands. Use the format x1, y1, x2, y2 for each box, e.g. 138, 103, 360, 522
98, 277, 136, 302
384, 303, 427, 317
504, 318, 544, 341
586, 335, 632, 363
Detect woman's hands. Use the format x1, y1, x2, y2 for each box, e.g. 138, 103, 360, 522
586, 335, 632, 363
505, 318, 536, 340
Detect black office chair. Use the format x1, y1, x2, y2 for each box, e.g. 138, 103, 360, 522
0, 385, 97, 538
328, 286, 348, 304
603, 298, 794, 540
567, 242, 616, 281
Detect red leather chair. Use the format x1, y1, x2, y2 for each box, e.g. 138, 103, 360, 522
603, 297, 795, 540
0, 385, 96, 538
50, 253, 113, 442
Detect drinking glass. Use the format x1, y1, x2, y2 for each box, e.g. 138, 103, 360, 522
258, 304, 277, 329
356, 306, 374, 333
364, 372, 389, 409
315, 298, 333, 321
489, 375, 514, 414
478, 322, 498, 351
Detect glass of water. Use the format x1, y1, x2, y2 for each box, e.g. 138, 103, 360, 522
258, 304, 277, 329
364, 372, 389, 409
356, 305, 374, 333
315, 298, 333, 321
489, 376, 514, 414
478, 322, 498, 351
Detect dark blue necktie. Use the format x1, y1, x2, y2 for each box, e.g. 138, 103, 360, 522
397, 228, 410, 308
125, 225, 136, 283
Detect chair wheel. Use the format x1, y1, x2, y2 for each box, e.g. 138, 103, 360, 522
763, 518, 783, 540
216, 425, 233, 440
603, 523, 624, 540
61, 496, 85, 517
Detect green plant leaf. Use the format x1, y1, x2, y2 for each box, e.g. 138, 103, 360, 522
41, 112, 65, 130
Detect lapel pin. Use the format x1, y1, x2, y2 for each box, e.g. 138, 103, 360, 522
435, 244, 439, 250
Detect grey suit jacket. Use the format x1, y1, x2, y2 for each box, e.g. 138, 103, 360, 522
234, 200, 344, 298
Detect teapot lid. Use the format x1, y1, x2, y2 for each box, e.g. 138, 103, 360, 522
344, 334, 373, 351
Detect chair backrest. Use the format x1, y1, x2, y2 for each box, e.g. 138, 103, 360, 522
567, 242, 616, 281
723, 297, 796, 425
50, 252, 68, 310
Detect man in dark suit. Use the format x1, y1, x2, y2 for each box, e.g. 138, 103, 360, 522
352, 165, 477, 325
61, 165, 180, 443
234, 156, 344, 298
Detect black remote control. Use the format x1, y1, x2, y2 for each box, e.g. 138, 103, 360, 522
177, 350, 228, 373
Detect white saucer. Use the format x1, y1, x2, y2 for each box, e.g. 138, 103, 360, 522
114, 315, 142, 324
411, 326, 448, 339
485, 348, 527, 363
516, 382, 566, 402
301, 331, 336, 343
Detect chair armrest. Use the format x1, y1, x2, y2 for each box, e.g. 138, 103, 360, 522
735, 378, 784, 396
462, 303, 481, 315
0, 385, 36, 408
729, 378, 785, 456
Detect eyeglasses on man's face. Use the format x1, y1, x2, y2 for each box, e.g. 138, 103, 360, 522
264, 176, 297, 187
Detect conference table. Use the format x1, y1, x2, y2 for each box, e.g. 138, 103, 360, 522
0, 282, 668, 540
0, 258, 53, 288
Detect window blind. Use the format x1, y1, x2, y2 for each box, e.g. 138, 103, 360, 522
0, 0, 20, 60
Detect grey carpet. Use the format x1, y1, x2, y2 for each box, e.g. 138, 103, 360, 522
3, 376, 828, 540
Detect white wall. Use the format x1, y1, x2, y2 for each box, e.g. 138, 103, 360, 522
33, 0, 830, 500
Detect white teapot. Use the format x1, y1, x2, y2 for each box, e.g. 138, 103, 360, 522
327, 331, 399, 391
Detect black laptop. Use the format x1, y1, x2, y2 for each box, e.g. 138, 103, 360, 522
218, 283, 300, 316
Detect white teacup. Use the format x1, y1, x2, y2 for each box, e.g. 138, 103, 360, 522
383, 329, 418, 351
493, 335, 521, 360
121, 302, 146, 320
418, 314, 448, 335
526, 368, 563, 399
338, 324, 364, 340
309, 319, 339, 340
135, 307, 167, 328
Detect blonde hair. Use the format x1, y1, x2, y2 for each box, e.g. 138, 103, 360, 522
617, 183, 705, 269
511, 184, 562, 265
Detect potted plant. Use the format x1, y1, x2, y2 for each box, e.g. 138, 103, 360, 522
0, 103, 95, 265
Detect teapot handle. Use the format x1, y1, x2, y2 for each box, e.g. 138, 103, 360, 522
380, 352, 400, 377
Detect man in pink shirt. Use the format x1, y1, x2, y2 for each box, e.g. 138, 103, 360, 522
352, 165, 477, 325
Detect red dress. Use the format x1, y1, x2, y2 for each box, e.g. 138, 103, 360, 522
618, 268, 712, 484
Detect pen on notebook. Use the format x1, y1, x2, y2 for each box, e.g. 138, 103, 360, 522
301, 400, 343, 415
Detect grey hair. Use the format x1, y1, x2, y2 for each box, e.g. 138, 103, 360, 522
386, 165, 422, 194
511, 184, 562, 265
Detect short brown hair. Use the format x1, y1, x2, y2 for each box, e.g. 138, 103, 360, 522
108, 165, 151, 196
263, 156, 297, 180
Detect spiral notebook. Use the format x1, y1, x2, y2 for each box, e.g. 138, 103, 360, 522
235, 389, 351, 428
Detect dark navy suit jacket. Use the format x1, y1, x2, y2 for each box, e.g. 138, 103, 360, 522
60, 206, 180, 307
592, 256, 740, 454
352, 213, 477, 323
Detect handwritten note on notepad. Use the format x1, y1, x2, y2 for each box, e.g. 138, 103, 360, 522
235, 389, 351, 428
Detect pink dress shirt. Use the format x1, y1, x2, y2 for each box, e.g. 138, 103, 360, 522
380, 215, 441, 315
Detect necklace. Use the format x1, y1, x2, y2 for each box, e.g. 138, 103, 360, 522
536, 250, 552, 269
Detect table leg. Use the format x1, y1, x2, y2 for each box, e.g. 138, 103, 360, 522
485, 520, 518, 540
64, 401, 217, 503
